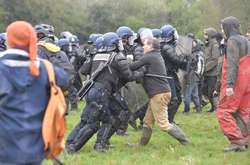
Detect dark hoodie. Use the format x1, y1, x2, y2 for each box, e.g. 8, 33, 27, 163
204, 27, 220, 76
221, 16, 250, 87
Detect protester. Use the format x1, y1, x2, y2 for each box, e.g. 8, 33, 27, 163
203, 27, 220, 112
183, 39, 204, 113
0, 21, 69, 164
246, 27, 250, 41
217, 16, 250, 152
129, 37, 189, 146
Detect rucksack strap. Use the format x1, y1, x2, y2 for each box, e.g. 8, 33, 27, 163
42, 59, 56, 86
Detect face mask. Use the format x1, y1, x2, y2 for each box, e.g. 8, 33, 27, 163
174, 29, 179, 40
118, 39, 124, 51
68, 43, 73, 53
128, 33, 137, 46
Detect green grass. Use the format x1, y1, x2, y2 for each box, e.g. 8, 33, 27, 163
44, 103, 250, 165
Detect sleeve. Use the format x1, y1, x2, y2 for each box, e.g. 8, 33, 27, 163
129, 55, 148, 70
226, 39, 240, 88
56, 51, 75, 81
215, 56, 224, 92
162, 44, 188, 69
114, 53, 132, 79
53, 65, 70, 90
0, 71, 11, 100
205, 44, 220, 72
79, 57, 92, 76
115, 53, 145, 82
133, 46, 144, 61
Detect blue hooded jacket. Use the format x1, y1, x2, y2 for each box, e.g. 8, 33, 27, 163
0, 49, 69, 164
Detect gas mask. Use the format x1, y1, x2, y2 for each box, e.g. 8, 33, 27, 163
128, 33, 137, 46
118, 39, 124, 51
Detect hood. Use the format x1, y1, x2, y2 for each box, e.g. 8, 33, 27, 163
204, 27, 217, 39
221, 16, 240, 39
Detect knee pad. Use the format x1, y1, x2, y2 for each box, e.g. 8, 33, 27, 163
89, 102, 103, 119
119, 111, 130, 122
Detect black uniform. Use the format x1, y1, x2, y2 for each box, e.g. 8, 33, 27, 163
161, 42, 188, 123
66, 51, 141, 152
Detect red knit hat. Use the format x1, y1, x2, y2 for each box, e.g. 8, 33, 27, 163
6, 21, 39, 76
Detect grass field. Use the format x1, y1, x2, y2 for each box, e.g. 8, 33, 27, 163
44, 103, 250, 165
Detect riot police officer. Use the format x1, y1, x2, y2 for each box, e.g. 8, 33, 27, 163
152, 28, 162, 40
160, 24, 189, 123
66, 32, 143, 152
0, 33, 6, 52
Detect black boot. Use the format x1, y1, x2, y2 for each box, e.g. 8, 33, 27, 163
66, 124, 97, 153
167, 124, 189, 145
128, 115, 137, 130
94, 124, 112, 152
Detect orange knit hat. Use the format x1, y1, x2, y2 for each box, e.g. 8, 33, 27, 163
6, 21, 39, 76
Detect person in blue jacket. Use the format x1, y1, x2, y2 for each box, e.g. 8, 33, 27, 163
0, 21, 69, 165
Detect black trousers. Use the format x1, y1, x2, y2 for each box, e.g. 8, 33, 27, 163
203, 76, 217, 110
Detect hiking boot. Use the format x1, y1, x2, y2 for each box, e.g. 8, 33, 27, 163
140, 127, 152, 146
93, 143, 108, 152
224, 144, 247, 152
106, 141, 115, 149
168, 124, 189, 145
65, 144, 76, 154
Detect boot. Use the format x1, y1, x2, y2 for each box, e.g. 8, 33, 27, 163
94, 124, 112, 152
66, 124, 97, 153
128, 115, 138, 130
127, 127, 152, 147
195, 106, 202, 113
224, 144, 247, 152
168, 124, 189, 145
139, 127, 152, 146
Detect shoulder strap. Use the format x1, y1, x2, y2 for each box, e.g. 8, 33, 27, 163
38, 42, 60, 53
42, 59, 56, 85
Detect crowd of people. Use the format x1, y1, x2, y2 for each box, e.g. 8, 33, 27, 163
0, 15, 249, 165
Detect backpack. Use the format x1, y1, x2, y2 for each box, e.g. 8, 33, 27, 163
42, 59, 67, 159
195, 51, 205, 78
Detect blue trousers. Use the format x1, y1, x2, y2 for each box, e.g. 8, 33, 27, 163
184, 82, 201, 112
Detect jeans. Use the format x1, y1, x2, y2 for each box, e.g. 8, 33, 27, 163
184, 82, 201, 112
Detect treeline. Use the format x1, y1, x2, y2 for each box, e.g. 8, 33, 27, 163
0, 0, 249, 42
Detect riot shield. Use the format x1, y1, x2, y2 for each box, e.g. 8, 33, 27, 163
176, 36, 193, 94
121, 82, 148, 113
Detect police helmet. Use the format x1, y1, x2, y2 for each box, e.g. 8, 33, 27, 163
35, 24, 55, 40
103, 32, 123, 52
152, 29, 162, 39
60, 31, 73, 39
0, 33, 7, 50
116, 26, 133, 39
88, 33, 102, 44
161, 24, 178, 43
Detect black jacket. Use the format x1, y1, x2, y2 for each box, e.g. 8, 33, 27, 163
90, 52, 141, 93
130, 49, 170, 98
161, 43, 188, 76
